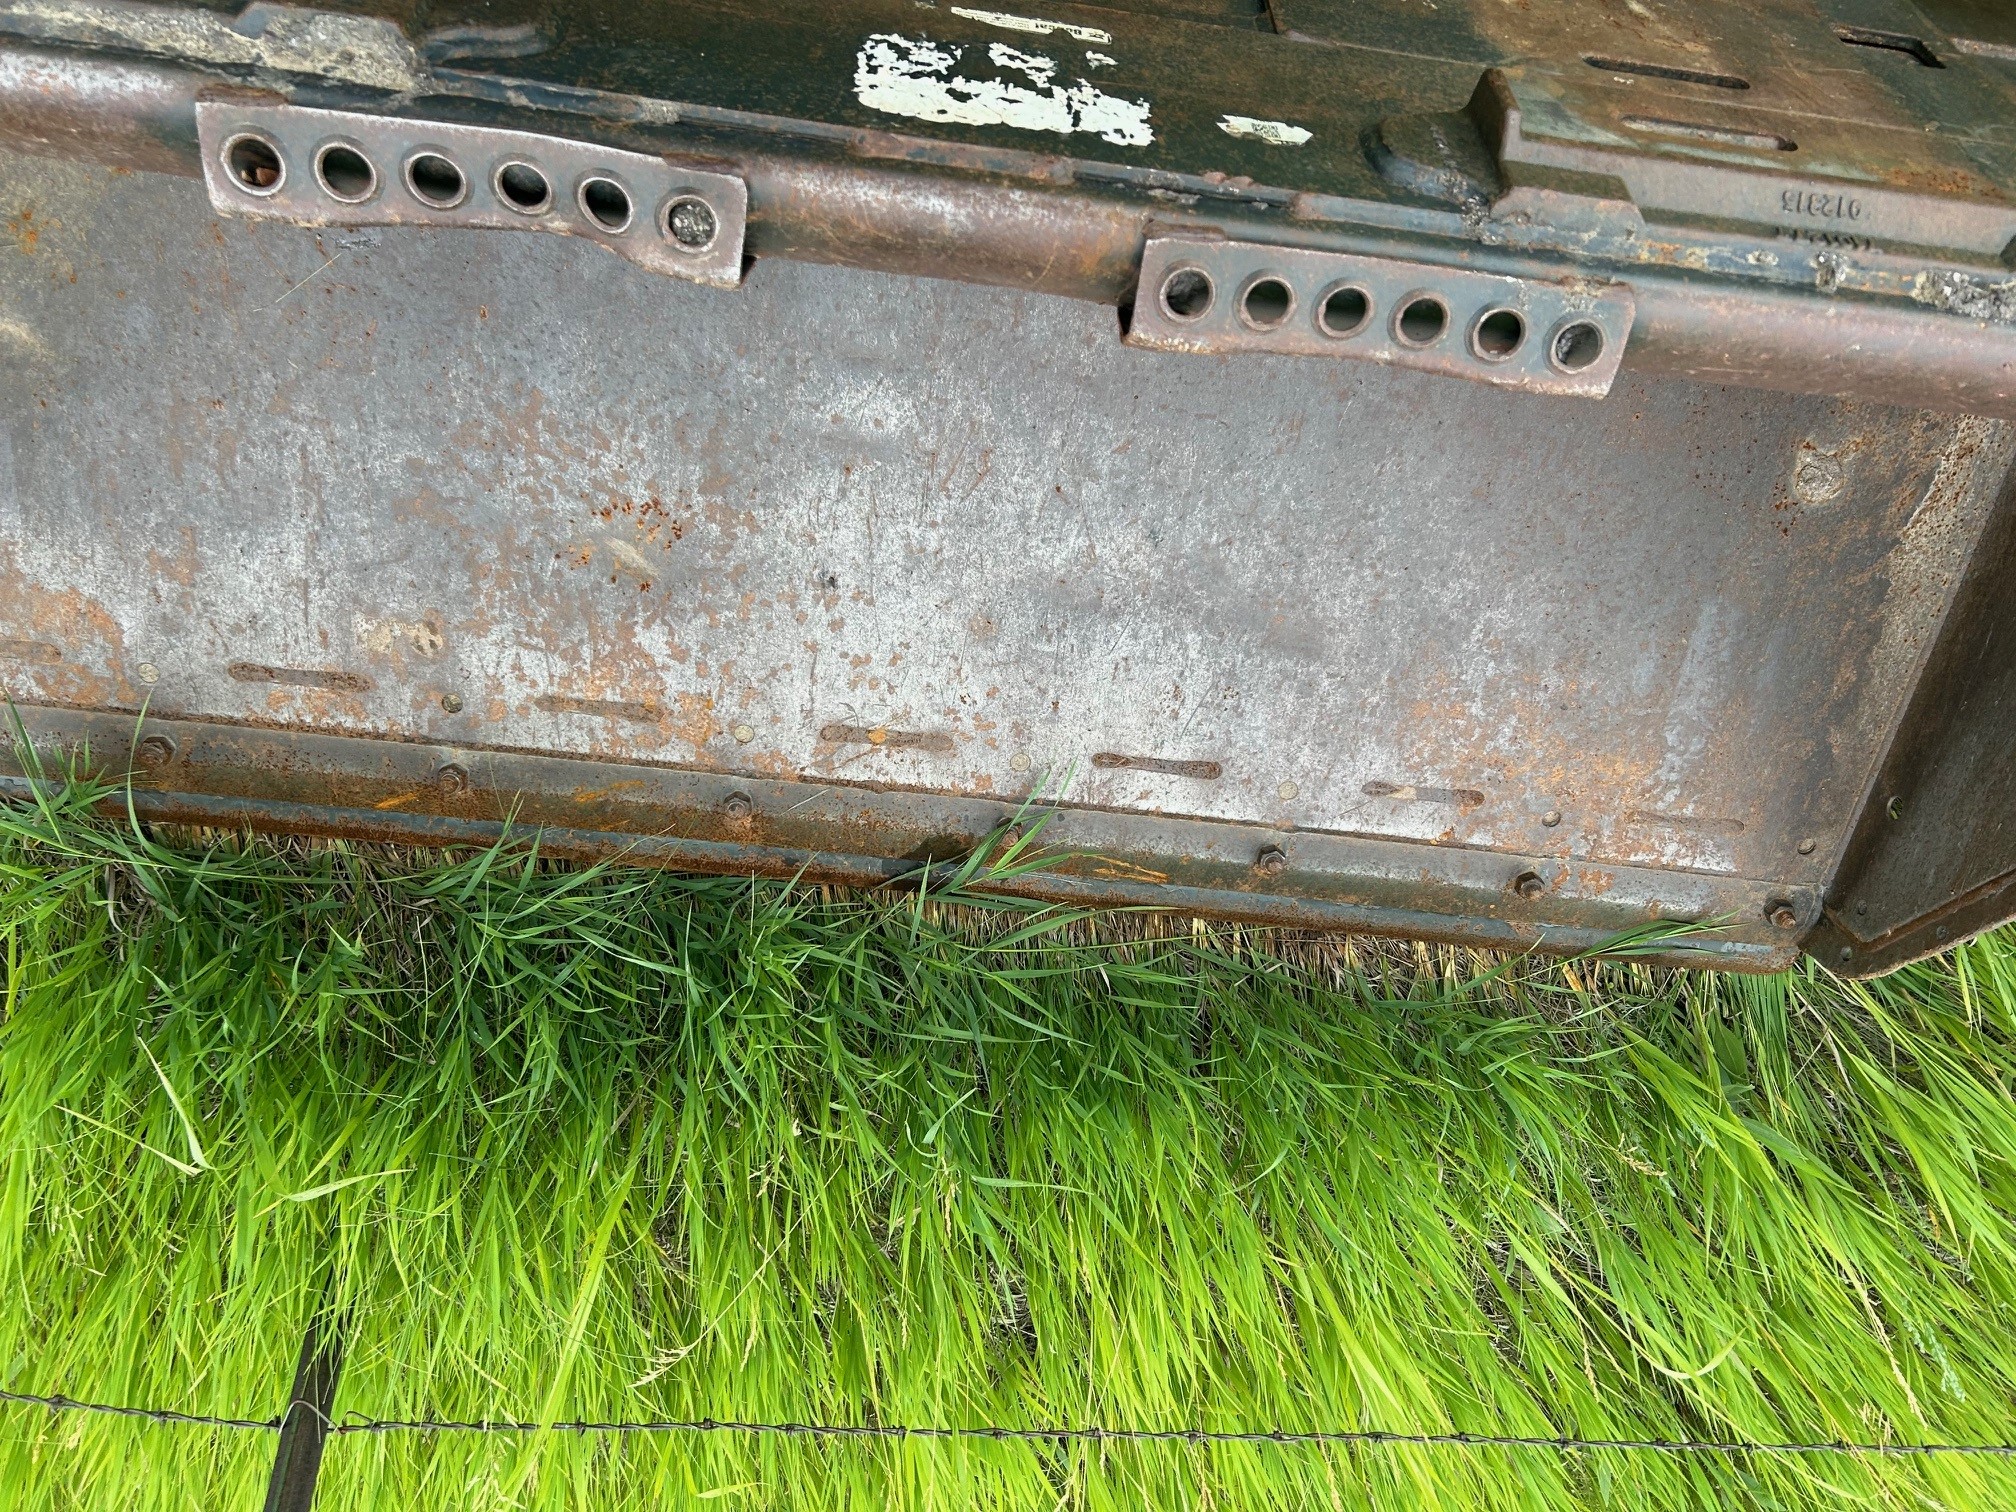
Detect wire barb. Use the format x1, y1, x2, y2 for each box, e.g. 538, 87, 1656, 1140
3, 1387, 2015, 1457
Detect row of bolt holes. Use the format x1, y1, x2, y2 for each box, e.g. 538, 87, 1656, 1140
220, 133, 721, 253
133, 736, 1805, 931
1159, 267, 1607, 374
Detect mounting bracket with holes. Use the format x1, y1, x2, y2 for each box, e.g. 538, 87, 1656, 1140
197, 103, 748, 288
1126, 236, 1633, 397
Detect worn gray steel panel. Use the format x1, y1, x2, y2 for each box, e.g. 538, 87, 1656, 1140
2, 148, 2008, 967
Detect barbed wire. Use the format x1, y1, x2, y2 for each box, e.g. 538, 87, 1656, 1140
5, 1386, 2016, 1458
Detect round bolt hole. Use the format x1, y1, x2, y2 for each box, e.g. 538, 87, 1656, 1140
135, 735, 176, 770
723, 792, 754, 820
434, 762, 470, 794
1160, 267, 1214, 321
405, 152, 468, 209
1512, 869, 1547, 900
1471, 308, 1526, 360
439, 693, 464, 714
1254, 844, 1289, 877
1766, 900, 1800, 931
1395, 294, 1449, 347
1317, 284, 1371, 338
1886, 796, 1903, 821
1239, 276, 1294, 330
314, 143, 376, 203
223, 133, 285, 195
579, 176, 634, 232
1549, 320, 1605, 373
494, 160, 552, 215
664, 195, 718, 252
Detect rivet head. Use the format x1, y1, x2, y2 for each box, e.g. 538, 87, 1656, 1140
1277, 780, 1300, 801
723, 792, 754, 820
1010, 752, 1032, 773
1513, 870, 1547, 900
434, 762, 469, 794
135, 662, 160, 685
732, 723, 755, 745
1838, 946, 1853, 962
439, 693, 464, 713
1541, 809, 1562, 828
134, 734, 175, 770
1797, 837, 1817, 856
1856, 899, 1868, 916
1253, 844, 1288, 877
1767, 900, 1800, 931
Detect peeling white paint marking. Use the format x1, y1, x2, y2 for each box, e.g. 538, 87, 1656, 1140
948, 6, 1112, 43
1084, 50, 1116, 67
989, 41, 1056, 86
1218, 114, 1313, 147
855, 33, 1153, 147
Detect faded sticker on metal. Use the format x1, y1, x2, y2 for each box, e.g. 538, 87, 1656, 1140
854, 33, 1152, 146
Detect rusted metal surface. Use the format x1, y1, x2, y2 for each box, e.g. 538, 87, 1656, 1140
0, 708, 1813, 969
5, 0, 2016, 413
3, 141, 2012, 970
2, 0, 2016, 970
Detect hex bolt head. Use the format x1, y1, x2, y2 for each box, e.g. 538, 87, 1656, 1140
434, 762, 470, 795
439, 693, 464, 713
1767, 900, 1800, 931
134, 734, 176, 770
723, 792, 754, 819
1254, 844, 1288, 877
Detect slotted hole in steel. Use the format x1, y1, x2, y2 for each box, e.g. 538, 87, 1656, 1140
1240, 276, 1293, 329
495, 161, 552, 214
580, 177, 633, 231
314, 144, 375, 203
224, 135, 284, 193
1835, 25, 1943, 67
1551, 321, 1605, 373
1317, 284, 1371, 338
1583, 55, 1749, 89
1160, 268, 1213, 320
406, 152, 467, 207
1472, 308, 1525, 360
1396, 295, 1448, 347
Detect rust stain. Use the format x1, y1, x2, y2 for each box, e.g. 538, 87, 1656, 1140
373, 789, 422, 810
1625, 808, 1746, 836
0, 638, 60, 664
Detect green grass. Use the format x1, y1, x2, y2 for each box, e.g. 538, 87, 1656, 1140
4, 777, 2016, 1510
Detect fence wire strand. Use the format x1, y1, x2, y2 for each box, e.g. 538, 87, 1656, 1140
5, 1387, 2016, 1458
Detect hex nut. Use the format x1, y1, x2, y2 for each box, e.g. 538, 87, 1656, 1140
1254, 845, 1289, 877
135, 734, 176, 770
723, 792, 754, 819
434, 762, 470, 794
1513, 870, 1547, 900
